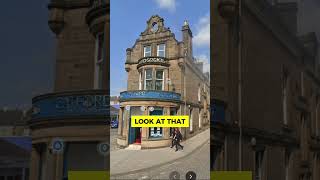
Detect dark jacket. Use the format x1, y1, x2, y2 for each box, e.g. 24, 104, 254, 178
175, 131, 182, 141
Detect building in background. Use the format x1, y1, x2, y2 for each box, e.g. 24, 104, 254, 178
0, 138, 31, 180
117, 15, 210, 149
212, 0, 320, 179
110, 96, 120, 105
28, 0, 109, 179
0, 109, 30, 136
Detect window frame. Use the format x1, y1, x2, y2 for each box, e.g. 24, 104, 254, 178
155, 69, 164, 91
144, 68, 153, 90
94, 32, 104, 89
144, 45, 152, 57
157, 43, 166, 57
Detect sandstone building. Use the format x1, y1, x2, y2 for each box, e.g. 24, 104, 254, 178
212, 0, 320, 180
28, 0, 108, 179
117, 15, 210, 149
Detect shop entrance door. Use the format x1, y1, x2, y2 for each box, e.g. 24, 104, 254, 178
128, 107, 142, 144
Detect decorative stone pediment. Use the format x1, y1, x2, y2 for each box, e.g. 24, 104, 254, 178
141, 15, 170, 35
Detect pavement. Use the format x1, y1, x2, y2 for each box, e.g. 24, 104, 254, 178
110, 128, 210, 177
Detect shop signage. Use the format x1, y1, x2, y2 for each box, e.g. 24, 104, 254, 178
32, 93, 109, 119
120, 90, 181, 102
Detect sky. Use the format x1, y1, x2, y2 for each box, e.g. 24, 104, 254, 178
110, 0, 210, 96
0, 0, 54, 109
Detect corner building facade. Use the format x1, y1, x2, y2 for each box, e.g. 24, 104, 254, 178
28, 0, 109, 179
117, 15, 210, 149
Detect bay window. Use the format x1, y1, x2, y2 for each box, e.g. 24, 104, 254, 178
155, 70, 164, 90
143, 68, 165, 91
157, 44, 165, 57
144, 69, 153, 90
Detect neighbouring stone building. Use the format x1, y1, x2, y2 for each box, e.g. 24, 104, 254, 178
212, 0, 320, 180
117, 15, 210, 149
28, 0, 109, 180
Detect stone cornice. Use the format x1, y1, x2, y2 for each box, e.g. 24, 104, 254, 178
212, 122, 299, 147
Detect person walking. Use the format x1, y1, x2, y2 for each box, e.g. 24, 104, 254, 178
174, 129, 184, 152
170, 128, 176, 148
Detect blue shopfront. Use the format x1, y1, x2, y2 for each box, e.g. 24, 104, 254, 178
117, 90, 181, 148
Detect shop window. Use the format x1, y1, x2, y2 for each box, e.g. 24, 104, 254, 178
144, 46, 151, 57
157, 44, 165, 57
170, 108, 177, 135
38, 144, 47, 180
150, 127, 163, 138
63, 142, 105, 179
94, 33, 104, 89
149, 107, 163, 138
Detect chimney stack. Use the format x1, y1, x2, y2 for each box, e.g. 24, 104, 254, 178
182, 20, 193, 58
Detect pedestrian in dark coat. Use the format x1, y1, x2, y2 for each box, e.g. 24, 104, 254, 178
170, 128, 176, 148
174, 129, 184, 151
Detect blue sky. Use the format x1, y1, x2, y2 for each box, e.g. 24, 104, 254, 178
110, 0, 210, 96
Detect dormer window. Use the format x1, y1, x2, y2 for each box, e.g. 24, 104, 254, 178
144, 46, 151, 57
157, 44, 165, 57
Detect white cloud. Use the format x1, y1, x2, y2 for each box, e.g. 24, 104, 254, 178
193, 14, 210, 47
154, 0, 176, 12
194, 54, 210, 73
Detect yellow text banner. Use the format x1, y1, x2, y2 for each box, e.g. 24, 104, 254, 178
68, 171, 109, 180
211, 171, 252, 180
131, 115, 189, 127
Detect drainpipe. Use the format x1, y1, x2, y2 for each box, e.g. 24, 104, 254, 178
238, 0, 243, 171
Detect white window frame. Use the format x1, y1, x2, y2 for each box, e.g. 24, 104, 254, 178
144, 46, 151, 57
139, 71, 142, 90
94, 33, 104, 89
157, 44, 165, 57
155, 69, 164, 91
190, 108, 193, 132
144, 69, 153, 90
